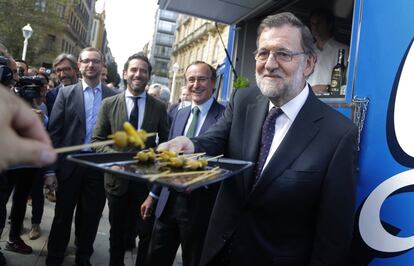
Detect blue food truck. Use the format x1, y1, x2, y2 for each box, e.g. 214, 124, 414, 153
160, 0, 414, 264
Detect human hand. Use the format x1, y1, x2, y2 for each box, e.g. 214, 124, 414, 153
0, 85, 56, 172
140, 195, 155, 220
44, 174, 58, 192
157, 136, 195, 154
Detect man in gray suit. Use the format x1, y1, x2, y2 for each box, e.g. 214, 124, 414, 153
159, 12, 357, 266
46, 47, 116, 266
92, 52, 169, 266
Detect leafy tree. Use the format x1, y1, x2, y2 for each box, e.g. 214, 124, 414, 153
0, 0, 67, 66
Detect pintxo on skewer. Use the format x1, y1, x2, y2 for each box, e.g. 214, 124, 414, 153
55, 121, 156, 153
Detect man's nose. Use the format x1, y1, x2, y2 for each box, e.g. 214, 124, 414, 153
264, 54, 279, 71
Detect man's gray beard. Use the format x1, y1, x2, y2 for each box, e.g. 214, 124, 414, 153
255, 73, 288, 99
255, 63, 305, 104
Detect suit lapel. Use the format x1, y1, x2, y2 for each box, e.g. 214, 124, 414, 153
173, 107, 191, 137
73, 83, 86, 129
141, 95, 153, 130
116, 92, 128, 130
199, 100, 221, 135
249, 93, 322, 199
242, 94, 269, 193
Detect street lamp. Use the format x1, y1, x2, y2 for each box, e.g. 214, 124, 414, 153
170, 62, 179, 104
21, 23, 33, 61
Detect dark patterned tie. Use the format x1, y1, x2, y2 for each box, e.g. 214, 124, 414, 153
254, 107, 283, 179
129, 97, 140, 129
186, 106, 200, 138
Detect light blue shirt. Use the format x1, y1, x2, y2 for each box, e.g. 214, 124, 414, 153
83, 80, 102, 150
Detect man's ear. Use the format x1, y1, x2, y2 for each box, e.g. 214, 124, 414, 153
304, 54, 316, 77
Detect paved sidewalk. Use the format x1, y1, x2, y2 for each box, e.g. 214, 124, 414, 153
0, 198, 182, 266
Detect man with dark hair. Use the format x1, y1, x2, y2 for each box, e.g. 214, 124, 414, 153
307, 8, 349, 94
158, 12, 357, 265
92, 52, 169, 266
45, 53, 79, 115
147, 61, 225, 266
46, 47, 116, 266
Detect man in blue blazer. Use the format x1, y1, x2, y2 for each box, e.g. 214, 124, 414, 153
147, 61, 225, 266
158, 13, 358, 266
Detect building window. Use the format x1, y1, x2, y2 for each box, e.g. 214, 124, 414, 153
35, 0, 46, 12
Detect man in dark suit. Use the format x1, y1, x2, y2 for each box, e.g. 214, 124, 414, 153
45, 53, 79, 115
147, 61, 225, 266
45, 47, 116, 266
92, 52, 169, 266
158, 12, 358, 266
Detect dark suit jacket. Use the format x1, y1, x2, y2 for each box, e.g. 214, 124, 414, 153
48, 81, 116, 180
194, 87, 358, 266
45, 84, 62, 116
168, 102, 179, 125
92, 91, 169, 196
154, 99, 225, 217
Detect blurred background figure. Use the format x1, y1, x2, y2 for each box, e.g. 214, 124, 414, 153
307, 8, 349, 94
168, 85, 192, 125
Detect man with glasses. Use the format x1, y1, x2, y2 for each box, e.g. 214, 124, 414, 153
45, 53, 79, 115
147, 61, 225, 266
158, 12, 357, 265
46, 47, 116, 266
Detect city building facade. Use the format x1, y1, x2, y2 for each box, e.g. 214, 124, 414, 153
148, 9, 178, 87
169, 15, 229, 103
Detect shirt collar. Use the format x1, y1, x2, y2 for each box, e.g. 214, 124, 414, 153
270, 83, 309, 122
82, 80, 102, 92
125, 89, 147, 99
191, 96, 214, 115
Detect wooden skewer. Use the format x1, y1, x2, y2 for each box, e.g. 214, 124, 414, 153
144, 168, 219, 180
183, 169, 221, 186
55, 132, 158, 154
206, 154, 224, 161
148, 170, 171, 182
55, 140, 115, 154
181, 152, 206, 159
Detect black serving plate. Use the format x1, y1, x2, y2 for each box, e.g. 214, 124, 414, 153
67, 152, 253, 191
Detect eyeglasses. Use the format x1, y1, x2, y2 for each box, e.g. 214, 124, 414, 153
187, 76, 210, 85
79, 59, 101, 64
254, 49, 307, 63
55, 66, 74, 73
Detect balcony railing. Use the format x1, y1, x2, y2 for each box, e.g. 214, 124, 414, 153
173, 22, 215, 51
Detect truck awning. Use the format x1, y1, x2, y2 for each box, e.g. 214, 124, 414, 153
158, 0, 278, 24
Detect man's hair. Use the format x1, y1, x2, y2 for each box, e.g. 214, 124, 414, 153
310, 8, 335, 34
185, 61, 217, 81
257, 12, 316, 59
78, 47, 105, 63
123, 52, 152, 76
15, 59, 29, 70
53, 53, 78, 70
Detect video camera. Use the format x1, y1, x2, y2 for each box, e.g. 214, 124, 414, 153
0, 56, 13, 87
14, 75, 46, 102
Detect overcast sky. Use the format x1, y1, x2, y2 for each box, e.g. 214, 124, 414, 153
96, 0, 158, 74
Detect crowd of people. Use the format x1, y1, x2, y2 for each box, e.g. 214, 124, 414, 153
0, 10, 356, 266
